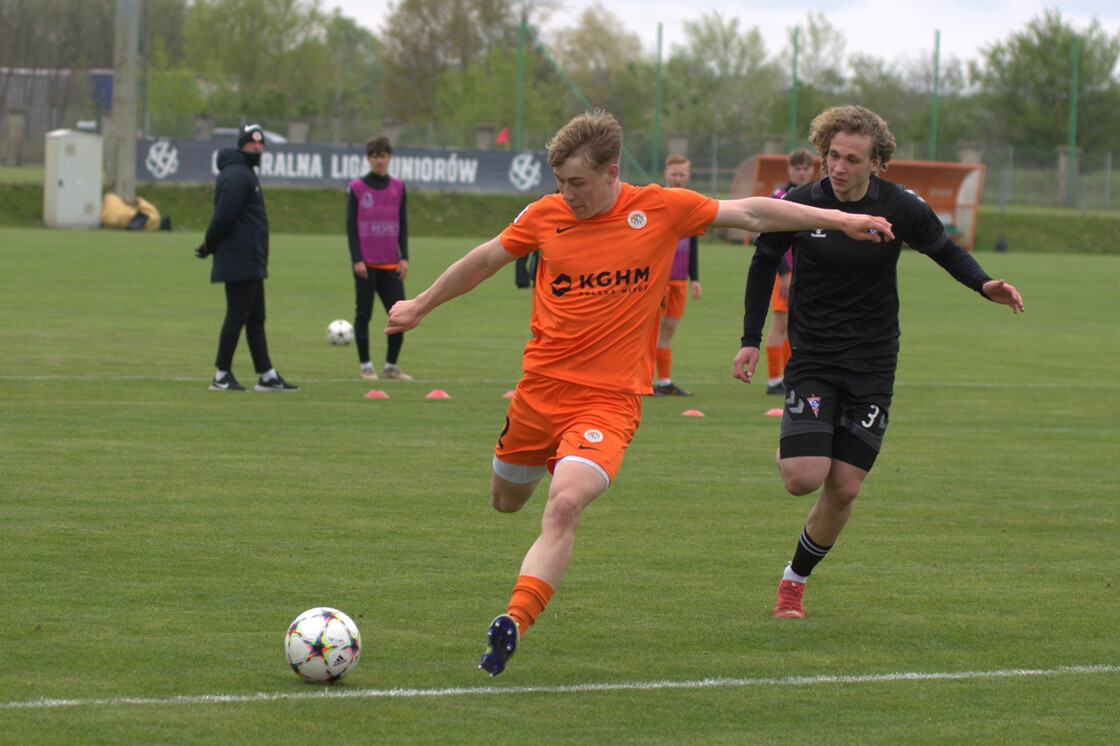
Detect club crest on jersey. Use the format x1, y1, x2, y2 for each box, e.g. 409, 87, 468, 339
807, 396, 822, 418
583, 429, 604, 443
627, 211, 647, 230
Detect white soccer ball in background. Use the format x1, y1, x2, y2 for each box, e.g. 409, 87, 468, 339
327, 319, 354, 345
284, 606, 361, 683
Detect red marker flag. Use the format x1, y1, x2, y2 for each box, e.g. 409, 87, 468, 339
495, 127, 510, 145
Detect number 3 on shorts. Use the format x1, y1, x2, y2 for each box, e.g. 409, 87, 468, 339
861, 405, 881, 430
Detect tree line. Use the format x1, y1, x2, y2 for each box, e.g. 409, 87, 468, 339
2, 0, 1119, 158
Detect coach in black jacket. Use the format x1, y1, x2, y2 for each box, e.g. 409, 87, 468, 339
196, 123, 298, 392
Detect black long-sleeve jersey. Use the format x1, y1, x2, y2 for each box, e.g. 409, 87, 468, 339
741, 175, 992, 369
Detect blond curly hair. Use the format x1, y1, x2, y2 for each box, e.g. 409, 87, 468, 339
809, 105, 897, 171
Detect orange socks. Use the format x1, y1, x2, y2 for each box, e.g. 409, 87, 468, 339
655, 347, 672, 380
507, 574, 555, 636
766, 345, 782, 379
766, 341, 793, 381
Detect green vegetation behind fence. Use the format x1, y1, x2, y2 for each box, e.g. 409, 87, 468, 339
3, 179, 1117, 254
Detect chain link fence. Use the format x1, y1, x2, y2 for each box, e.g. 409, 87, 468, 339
3, 102, 1117, 211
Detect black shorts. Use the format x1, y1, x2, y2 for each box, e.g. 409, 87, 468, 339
778, 359, 893, 472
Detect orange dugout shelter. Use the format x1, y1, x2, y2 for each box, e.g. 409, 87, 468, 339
728, 154, 985, 250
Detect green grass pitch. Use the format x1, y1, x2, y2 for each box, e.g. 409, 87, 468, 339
1, 226, 1118, 743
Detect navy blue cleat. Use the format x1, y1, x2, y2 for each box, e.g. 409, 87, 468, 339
478, 614, 520, 676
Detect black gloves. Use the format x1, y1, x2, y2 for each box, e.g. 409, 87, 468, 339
195, 243, 210, 258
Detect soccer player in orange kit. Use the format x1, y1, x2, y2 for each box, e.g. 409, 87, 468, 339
385, 109, 893, 676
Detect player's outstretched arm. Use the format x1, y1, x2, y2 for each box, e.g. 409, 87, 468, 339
385, 236, 516, 334
982, 279, 1025, 313
712, 197, 894, 242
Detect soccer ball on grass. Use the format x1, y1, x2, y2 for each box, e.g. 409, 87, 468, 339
284, 606, 361, 683
327, 319, 354, 345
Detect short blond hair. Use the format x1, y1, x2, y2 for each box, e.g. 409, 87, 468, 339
546, 109, 622, 171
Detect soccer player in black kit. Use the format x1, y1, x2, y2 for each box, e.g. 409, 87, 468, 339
732, 105, 1024, 619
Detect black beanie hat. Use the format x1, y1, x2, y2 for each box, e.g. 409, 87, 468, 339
237, 124, 265, 149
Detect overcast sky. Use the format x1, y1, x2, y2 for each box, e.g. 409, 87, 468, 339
326, 0, 1120, 65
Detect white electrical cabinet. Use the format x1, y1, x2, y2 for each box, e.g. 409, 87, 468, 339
43, 129, 103, 229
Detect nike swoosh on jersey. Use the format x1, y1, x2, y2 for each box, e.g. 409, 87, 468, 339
556, 226, 575, 233
577, 444, 599, 450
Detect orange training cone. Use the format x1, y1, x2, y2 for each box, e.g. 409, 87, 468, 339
765, 408, 783, 417
364, 390, 389, 399
426, 389, 451, 399
681, 409, 705, 417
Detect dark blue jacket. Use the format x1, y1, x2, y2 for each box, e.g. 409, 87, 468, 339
205, 148, 269, 283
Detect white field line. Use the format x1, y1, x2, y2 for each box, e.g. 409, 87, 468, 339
3, 664, 1117, 711
0, 375, 1118, 389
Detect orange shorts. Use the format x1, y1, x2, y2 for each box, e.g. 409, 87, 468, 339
660, 279, 688, 319
770, 274, 789, 313
494, 373, 643, 485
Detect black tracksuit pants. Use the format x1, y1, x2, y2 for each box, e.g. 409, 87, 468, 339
215, 278, 272, 374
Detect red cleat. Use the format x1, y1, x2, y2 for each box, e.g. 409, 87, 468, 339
773, 579, 805, 619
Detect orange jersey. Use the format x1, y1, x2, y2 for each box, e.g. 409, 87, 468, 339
500, 183, 718, 394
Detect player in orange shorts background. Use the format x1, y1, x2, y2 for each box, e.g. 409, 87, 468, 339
653, 155, 701, 396
386, 109, 894, 676
764, 148, 816, 394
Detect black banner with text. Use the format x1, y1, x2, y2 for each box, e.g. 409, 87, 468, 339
137, 138, 552, 194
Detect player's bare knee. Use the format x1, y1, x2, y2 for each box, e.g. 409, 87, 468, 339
823, 478, 862, 505
782, 473, 822, 496
489, 479, 534, 513
490, 490, 526, 513
781, 464, 828, 495
542, 489, 585, 527
777, 451, 831, 496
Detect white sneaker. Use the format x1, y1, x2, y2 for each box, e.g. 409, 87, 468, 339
360, 367, 379, 380
383, 364, 412, 381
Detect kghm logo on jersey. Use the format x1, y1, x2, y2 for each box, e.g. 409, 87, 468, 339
627, 211, 647, 229
551, 273, 573, 297
549, 267, 652, 297
572, 266, 651, 296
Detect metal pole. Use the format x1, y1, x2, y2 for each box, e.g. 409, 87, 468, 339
929, 30, 940, 161
139, 0, 149, 138
514, 13, 525, 150
788, 28, 799, 152
1105, 151, 1112, 209
1067, 33, 1079, 207
710, 134, 717, 196
651, 23, 662, 175
108, 0, 139, 200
